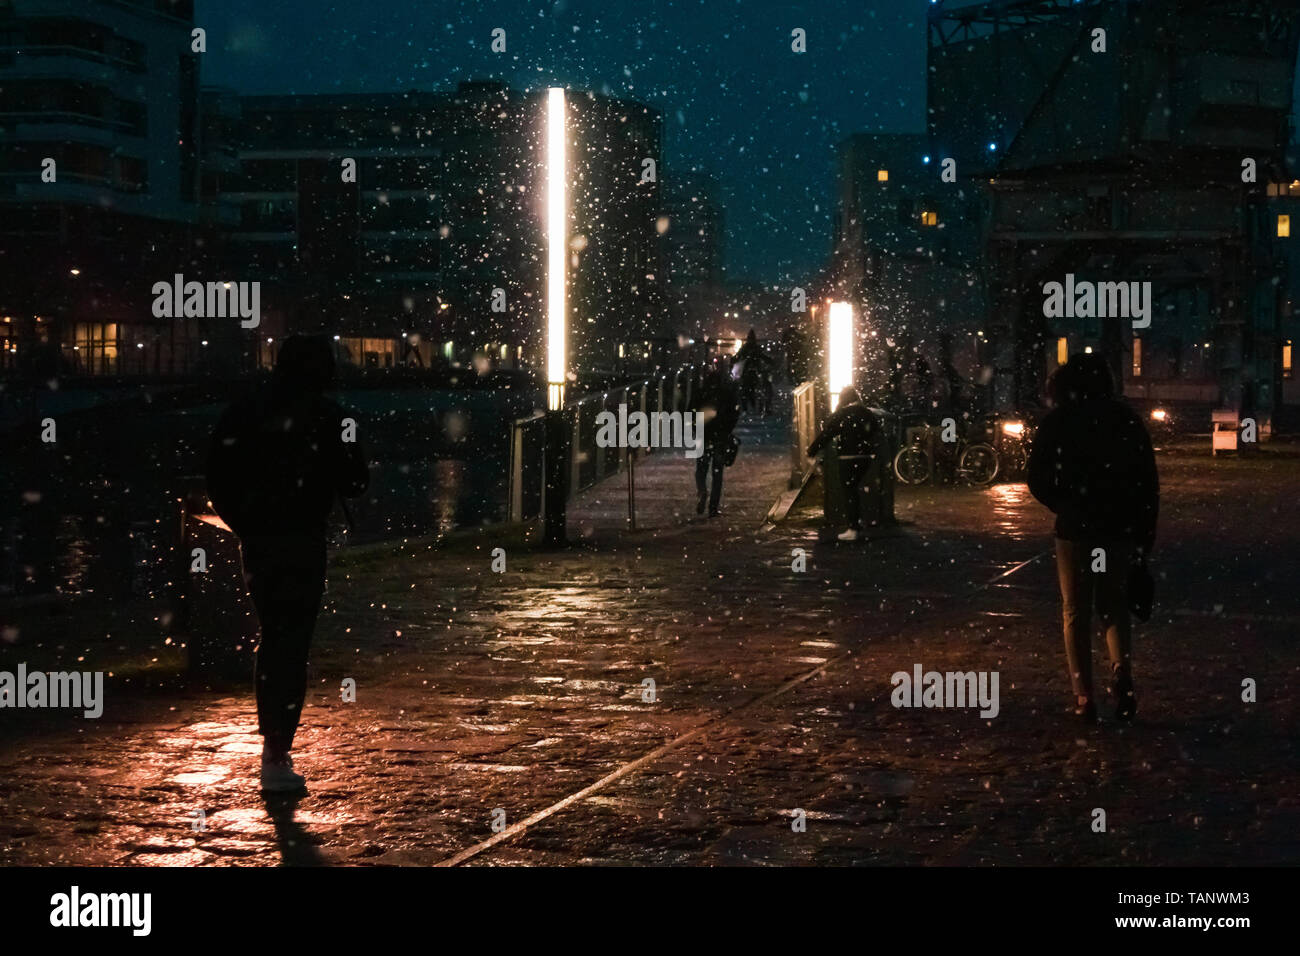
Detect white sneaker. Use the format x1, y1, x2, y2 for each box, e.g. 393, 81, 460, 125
260, 755, 306, 792
837, 528, 860, 541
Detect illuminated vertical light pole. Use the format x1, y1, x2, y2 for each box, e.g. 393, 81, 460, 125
828, 300, 854, 411
546, 86, 567, 411
543, 87, 570, 546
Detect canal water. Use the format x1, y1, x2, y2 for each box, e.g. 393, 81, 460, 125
0, 386, 536, 602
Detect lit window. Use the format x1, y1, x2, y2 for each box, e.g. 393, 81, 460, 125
1057, 337, 1068, 366
65, 323, 118, 375
920, 210, 938, 227
1132, 337, 1142, 378
877, 169, 889, 182
337, 336, 397, 369
1285, 339, 1293, 380
1279, 214, 1291, 238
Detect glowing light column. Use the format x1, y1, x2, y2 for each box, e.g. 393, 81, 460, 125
546, 87, 567, 410
542, 87, 571, 548
828, 300, 854, 411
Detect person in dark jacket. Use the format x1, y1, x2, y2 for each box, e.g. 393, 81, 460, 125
807, 386, 879, 541
694, 365, 740, 517
1027, 354, 1158, 724
735, 329, 773, 415
206, 335, 369, 791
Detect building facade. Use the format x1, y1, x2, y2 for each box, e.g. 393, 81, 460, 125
207, 81, 665, 379
0, 0, 207, 378
0, 13, 668, 385
660, 168, 726, 351
928, 0, 1300, 427
826, 132, 988, 413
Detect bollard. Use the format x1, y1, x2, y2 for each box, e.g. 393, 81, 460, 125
543, 406, 570, 547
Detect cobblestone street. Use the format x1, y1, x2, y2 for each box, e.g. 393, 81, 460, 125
1, 418, 1297, 866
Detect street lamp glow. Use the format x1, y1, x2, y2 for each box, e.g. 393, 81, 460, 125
828, 300, 853, 411
546, 87, 567, 411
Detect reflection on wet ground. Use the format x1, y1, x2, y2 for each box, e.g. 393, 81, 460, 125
896, 480, 1039, 541
0, 436, 1297, 866
984, 481, 1033, 536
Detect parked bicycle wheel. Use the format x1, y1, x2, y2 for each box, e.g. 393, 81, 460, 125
894, 446, 931, 485
958, 443, 999, 485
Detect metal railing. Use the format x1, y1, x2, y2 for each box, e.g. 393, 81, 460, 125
790, 381, 817, 488
507, 365, 699, 522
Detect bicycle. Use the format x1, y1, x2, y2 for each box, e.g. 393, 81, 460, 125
893, 422, 999, 486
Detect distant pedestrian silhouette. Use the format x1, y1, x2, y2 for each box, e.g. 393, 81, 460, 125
1028, 354, 1158, 724
807, 386, 880, 541
736, 329, 773, 416
206, 335, 369, 791
693, 365, 740, 518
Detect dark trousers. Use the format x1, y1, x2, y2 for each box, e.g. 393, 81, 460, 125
840, 456, 871, 529
241, 535, 327, 755
1054, 537, 1133, 699
695, 445, 725, 513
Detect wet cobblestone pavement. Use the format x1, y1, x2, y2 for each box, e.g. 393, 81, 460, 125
1, 420, 1297, 866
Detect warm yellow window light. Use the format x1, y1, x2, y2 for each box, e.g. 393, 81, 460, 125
1057, 337, 1068, 366
920, 210, 938, 226
877, 169, 889, 182
1279, 214, 1291, 238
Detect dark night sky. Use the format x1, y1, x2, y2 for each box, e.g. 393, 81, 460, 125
196, 0, 931, 287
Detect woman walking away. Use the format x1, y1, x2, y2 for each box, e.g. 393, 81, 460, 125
1027, 354, 1159, 724
807, 386, 880, 542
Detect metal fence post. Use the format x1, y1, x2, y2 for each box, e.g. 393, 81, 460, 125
544, 407, 570, 547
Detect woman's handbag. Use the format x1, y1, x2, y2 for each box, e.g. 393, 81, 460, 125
723, 434, 741, 466
1128, 556, 1154, 621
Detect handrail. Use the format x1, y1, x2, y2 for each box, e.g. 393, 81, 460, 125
507, 366, 699, 522
790, 381, 816, 488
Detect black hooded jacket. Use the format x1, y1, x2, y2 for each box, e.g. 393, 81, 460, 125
807, 400, 879, 459
206, 337, 369, 538
1027, 362, 1159, 553
695, 370, 740, 448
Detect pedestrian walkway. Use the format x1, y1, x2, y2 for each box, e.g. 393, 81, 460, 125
0, 417, 1296, 866
567, 411, 792, 536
